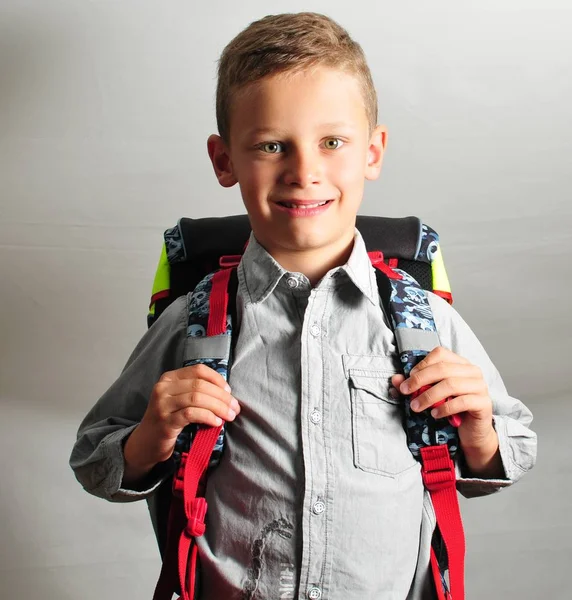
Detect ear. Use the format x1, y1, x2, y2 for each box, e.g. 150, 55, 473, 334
207, 134, 238, 188
364, 125, 387, 181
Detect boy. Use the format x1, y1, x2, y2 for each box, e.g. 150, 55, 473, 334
70, 12, 537, 599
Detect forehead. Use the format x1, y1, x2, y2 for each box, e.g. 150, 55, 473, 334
229, 67, 369, 140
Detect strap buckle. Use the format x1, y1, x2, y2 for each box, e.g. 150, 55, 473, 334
368, 251, 403, 280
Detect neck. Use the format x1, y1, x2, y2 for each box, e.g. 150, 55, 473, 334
265, 234, 356, 286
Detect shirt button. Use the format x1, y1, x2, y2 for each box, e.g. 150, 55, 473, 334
310, 324, 321, 337
308, 587, 322, 599
312, 501, 325, 515
310, 410, 322, 424
287, 277, 298, 289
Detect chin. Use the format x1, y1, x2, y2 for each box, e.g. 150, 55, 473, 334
282, 230, 338, 253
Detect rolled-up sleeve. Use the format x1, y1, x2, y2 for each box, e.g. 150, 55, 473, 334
427, 293, 537, 498
69, 296, 188, 501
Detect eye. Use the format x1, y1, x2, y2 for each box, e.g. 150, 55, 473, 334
259, 141, 284, 154
323, 138, 343, 150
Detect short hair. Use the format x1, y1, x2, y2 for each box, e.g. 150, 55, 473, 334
216, 12, 378, 142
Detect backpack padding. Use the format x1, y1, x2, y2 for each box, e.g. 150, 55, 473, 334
394, 258, 432, 290
177, 214, 422, 261
171, 214, 427, 296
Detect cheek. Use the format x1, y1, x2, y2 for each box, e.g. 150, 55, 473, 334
329, 150, 367, 186
236, 160, 273, 193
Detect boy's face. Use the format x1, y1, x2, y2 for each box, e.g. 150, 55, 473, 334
208, 67, 386, 259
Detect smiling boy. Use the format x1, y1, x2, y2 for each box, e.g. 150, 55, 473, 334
70, 12, 537, 599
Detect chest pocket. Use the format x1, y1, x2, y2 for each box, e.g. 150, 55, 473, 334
347, 360, 418, 478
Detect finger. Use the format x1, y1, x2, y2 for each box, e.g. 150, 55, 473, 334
172, 379, 239, 411
429, 394, 491, 421
153, 379, 240, 417
409, 377, 488, 412
165, 391, 238, 426
170, 406, 226, 429
165, 363, 231, 392
401, 363, 483, 395
177, 388, 240, 422
410, 347, 469, 375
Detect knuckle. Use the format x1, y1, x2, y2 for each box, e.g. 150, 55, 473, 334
456, 396, 468, 412
445, 378, 458, 395
408, 373, 420, 388
153, 380, 167, 395
185, 364, 205, 380
151, 383, 169, 406
193, 363, 208, 376
191, 378, 205, 393
189, 390, 202, 406
158, 370, 174, 383
428, 388, 440, 406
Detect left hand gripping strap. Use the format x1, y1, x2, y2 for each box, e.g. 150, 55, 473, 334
373, 263, 464, 599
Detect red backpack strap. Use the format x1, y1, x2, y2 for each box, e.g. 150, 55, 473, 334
175, 425, 223, 600
153, 265, 236, 600
421, 446, 465, 600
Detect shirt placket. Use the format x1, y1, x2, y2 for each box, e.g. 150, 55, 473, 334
299, 286, 334, 600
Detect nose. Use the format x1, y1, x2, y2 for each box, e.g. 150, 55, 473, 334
281, 145, 322, 187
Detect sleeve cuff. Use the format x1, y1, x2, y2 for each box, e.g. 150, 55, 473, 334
95, 426, 175, 501
455, 414, 536, 498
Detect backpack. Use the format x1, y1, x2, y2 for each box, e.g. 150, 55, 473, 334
149, 215, 463, 600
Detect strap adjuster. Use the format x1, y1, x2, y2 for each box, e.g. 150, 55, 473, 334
420, 445, 456, 492
185, 498, 208, 537
219, 255, 242, 268
368, 251, 403, 280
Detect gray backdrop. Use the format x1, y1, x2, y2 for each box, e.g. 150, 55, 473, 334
1, 1, 569, 598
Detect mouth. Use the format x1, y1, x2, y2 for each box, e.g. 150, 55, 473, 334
275, 199, 334, 210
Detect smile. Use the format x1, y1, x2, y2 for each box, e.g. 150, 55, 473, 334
273, 199, 334, 218
276, 200, 333, 209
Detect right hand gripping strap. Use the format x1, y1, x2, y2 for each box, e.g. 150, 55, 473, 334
153, 267, 235, 600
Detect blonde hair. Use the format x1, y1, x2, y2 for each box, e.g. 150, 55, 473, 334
216, 12, 378, 142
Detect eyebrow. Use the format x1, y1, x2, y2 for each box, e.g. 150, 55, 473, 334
245, 122, 357, 137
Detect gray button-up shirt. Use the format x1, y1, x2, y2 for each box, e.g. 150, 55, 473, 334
70, 231, 537, 599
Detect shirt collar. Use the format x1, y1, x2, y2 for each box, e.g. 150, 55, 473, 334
239, 229, 379, 306
340, 230, 379, 305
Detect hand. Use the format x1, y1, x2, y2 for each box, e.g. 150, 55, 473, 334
391, 347, 502, 477
123, 364, 240, 485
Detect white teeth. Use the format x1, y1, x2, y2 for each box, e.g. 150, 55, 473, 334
283, 201, 329, 209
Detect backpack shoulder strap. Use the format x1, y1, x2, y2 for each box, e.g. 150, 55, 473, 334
154, 264, 238, 600
371, 252, 465, 600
